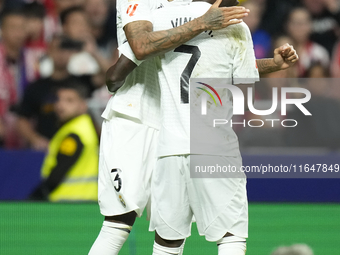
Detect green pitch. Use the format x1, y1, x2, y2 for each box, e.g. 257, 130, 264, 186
0, 203, 339, 255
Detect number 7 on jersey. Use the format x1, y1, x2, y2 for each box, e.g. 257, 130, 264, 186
174, 45, 201, 104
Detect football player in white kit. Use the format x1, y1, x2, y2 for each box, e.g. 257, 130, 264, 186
88, 1, 251, 255
116, 0, 299, 254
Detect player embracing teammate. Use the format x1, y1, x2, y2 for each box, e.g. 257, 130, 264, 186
89, 0, 298, 254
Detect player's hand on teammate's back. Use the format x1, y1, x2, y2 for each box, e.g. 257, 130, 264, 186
198, 0, 250, 31
273, 43, 299, 70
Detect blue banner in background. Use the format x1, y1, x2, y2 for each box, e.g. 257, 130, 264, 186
0, 149, 44, 200
0, 150, 339, 202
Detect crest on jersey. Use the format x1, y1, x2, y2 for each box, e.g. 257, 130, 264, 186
119, 195, 127, 208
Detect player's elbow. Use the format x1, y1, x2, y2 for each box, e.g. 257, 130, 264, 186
125, 22, 153, 60
106, 79, 125, 93
129, 41, 149, 60
133, 49, 148, 61
106, 63, 125, 83
106, 67, 125, 92
106, 77, 125, 93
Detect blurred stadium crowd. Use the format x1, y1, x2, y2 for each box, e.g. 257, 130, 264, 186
0, 0, 117, 149
0, 0, 340, 150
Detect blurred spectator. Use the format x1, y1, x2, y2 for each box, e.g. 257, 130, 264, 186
84, 0, 117, 123
41, 0, 87, 43
243, 0, 272, 59
0, 0, 25, 13
85, 0, 118, 62
60, 6, 90, 41
59, 5, 114, 125
23, 2, 48, 85
260, 0, 300, 36
0, 9, 26, 148
285, 63, 340, 149
16, 35, 103, 151
248, 0, 266, 9
302, 0, 340, 55
307, 61, 330, 78
271, 244, 314, 255
0, 0, 4, 21
60, 6, 112, 75
286, 7, 330, 77
55, 0, 86, 13
0, 9, 26, 98
330, 39, 340, 76
28, 82, 98, 202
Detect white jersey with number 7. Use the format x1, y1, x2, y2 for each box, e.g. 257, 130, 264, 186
119, 1, 259, 157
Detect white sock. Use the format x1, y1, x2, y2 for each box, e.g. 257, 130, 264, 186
88, 221, 132, 255
217, 236, 247, 255
152, 241, 181, 255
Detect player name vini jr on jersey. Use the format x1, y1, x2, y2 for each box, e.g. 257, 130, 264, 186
171, 17, 214, 37
171, 17, 192, 28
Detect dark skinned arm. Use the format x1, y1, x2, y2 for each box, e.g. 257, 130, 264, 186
124, 0, 250, 60
106, 54, 137, 93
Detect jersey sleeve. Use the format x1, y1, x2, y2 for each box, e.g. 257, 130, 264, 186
118, 41, 144, 66
232, 23, 260, 84
118, 0, 154, 28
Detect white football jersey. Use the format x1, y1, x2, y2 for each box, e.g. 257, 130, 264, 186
119, 1, 259, 156
156, 2, 259, 157
102, 0, 167, 129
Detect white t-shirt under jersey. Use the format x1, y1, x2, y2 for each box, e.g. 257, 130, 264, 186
120, 1, 259, 157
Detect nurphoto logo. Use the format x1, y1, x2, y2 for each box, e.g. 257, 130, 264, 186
196, 82, 312, 128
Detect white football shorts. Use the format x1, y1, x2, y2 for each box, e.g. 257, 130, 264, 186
150, 154, 248, 242
98, 113, 159, 217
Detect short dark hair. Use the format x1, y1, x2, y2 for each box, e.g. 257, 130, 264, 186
60, 6, 85, 25
23, 2, 46, 19
306, 62, 330, 78
0, 8, 25, 26
57, 80, 90, 100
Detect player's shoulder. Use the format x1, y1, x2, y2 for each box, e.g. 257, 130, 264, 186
236, 21, 251, 31
117, 0, 159, 11
190, 1, 211, 8
185, 1, 211, 15
222, 21, 252, 42
226, 21, 251, 34
117, 0, 152, 5
155, 1, 210, 15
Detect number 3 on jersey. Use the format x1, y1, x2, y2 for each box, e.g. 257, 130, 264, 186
174, 45, 201, 104
111, 168, 122, 192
